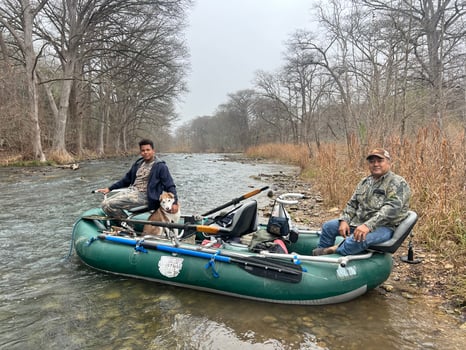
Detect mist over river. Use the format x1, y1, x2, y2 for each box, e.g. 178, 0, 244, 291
0, 153, 464, 349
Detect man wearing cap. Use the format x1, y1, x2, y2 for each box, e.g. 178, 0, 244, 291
312, 148, 411, 256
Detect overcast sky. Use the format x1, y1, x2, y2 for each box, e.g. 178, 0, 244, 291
175, 0, 314, 126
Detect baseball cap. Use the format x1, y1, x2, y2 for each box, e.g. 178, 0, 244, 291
366, 148, 391, 160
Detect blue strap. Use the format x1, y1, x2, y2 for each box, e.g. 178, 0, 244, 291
86, 237, 97, 246
293, 255, 307, 272
204, 250, 220, 278
134, 240, 148, 253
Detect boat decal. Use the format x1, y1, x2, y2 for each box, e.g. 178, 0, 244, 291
336, 265, 358, 280
158, 256, 184, 278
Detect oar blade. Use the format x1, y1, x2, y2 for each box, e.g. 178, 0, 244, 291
240, 264, 302, 283
237, 256, 303, 283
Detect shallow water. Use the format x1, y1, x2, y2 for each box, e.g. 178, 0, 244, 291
0, 153, 464, 349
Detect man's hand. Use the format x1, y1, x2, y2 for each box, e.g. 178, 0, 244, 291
338, 220, 350, 238
96, 188, 110, 194
353, 224, 370, 242
171, 203, 179, 214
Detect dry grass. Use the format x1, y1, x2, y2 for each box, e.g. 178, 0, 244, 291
0, 153, 25, 166
246, 128, 466, 249
47, 149, 75, 164
245, 143, 311, 170
246, 127, 466, 304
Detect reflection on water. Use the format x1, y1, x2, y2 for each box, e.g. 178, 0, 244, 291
0, 154, 464, 350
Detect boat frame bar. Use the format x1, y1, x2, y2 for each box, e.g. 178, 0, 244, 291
258, 251, 374, 267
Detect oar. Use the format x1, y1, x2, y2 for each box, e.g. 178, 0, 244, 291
96, 234, 302, 283
201, 186, 269, 217
81, 215, 231, 235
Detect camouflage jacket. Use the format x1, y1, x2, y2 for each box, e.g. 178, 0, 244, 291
339, 171, 411, 230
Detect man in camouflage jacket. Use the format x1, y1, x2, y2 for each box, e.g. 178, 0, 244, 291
313, 148, 411, 256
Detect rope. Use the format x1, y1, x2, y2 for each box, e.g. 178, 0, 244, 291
135, 239, 148, 253
63, 217, 107, 261
204, 250, 220, 278
62, 221, 79, 261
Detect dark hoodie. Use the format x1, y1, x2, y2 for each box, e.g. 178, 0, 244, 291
108, 157, 177, 210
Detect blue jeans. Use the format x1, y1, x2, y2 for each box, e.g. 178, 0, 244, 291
318, 219, 393, 255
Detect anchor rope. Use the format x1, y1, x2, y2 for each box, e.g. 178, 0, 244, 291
63, 221, 79, 261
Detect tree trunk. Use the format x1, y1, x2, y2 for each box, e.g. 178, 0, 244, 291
51, 58, 74, 159
23, 0, 46, 162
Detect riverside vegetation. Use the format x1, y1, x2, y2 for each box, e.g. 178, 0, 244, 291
245, 128, 466, 322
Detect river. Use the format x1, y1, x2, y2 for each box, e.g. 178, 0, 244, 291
0, 153, 464, 349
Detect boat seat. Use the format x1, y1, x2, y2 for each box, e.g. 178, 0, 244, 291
208, 200, 258, 239
368, 210, 418, 254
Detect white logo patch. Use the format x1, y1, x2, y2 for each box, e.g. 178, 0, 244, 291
336, 265, 358, 280
158, 256, 183, 278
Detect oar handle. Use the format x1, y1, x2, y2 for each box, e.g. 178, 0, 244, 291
196, 225, 228, 234
201, 186, 269, 217
242, 186, 269, 199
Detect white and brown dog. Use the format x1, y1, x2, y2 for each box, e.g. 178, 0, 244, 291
143, 192, 180, 237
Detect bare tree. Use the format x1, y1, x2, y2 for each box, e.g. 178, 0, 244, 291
79, 0, 190, 152
360, 0, 466, 130
1, 0, 191, 160
248, 95, 290, 144
0, 0, 47, 161
282, 31, 335, 151
219, 89, 256, 150
290, 34, 357, 151
254, 70, 299, 143
36, 0, 134, 160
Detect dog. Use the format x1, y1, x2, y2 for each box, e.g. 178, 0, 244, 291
143, 192, 180, 237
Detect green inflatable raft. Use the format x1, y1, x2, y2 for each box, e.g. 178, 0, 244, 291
72, 191, 417, 305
